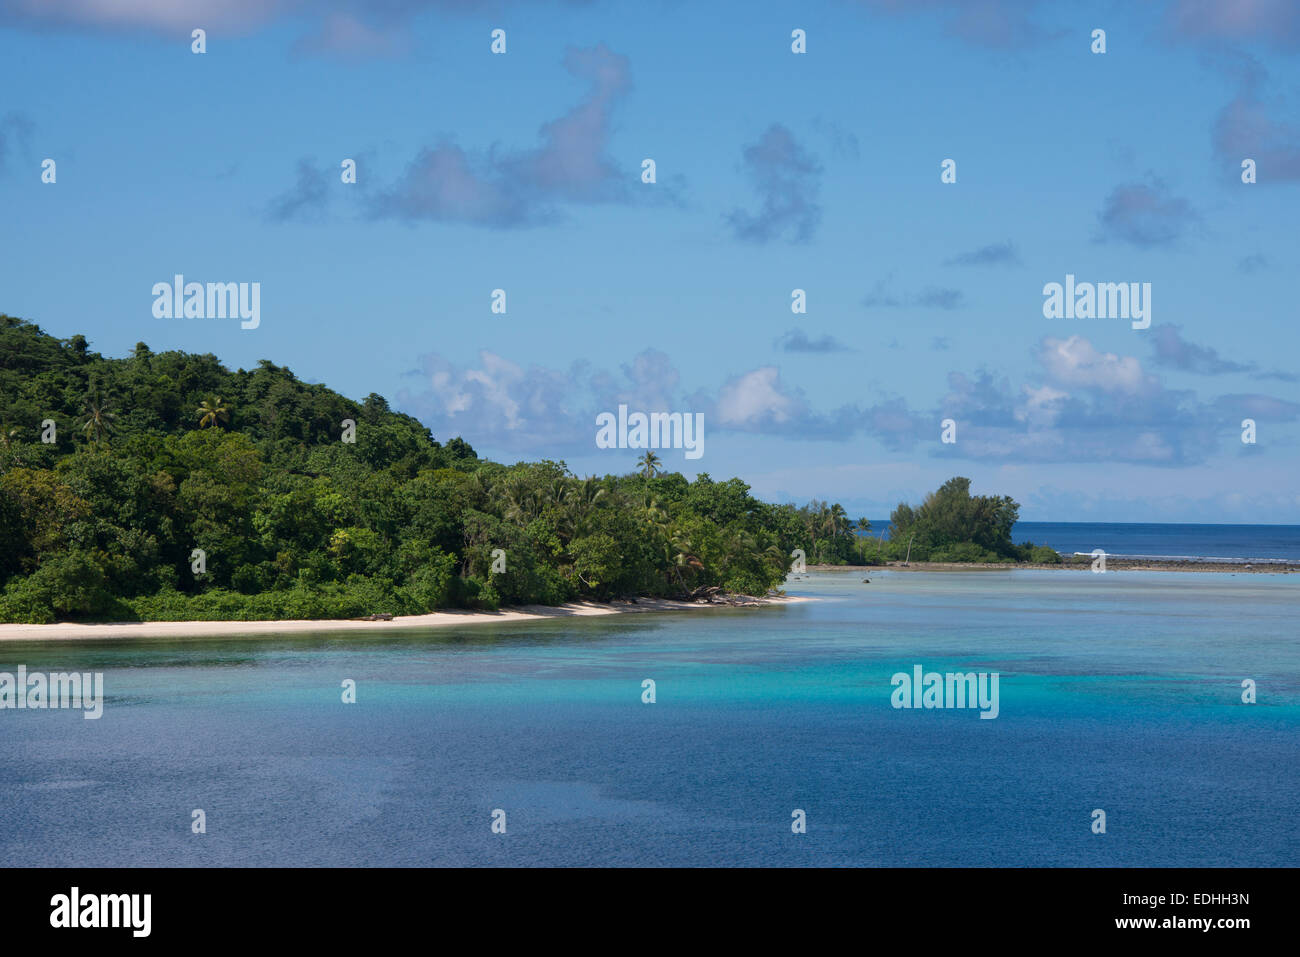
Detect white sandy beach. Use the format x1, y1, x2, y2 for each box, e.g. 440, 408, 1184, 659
0, 595, 811, 642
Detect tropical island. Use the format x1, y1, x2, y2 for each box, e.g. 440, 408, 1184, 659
2, 315, 1075, 626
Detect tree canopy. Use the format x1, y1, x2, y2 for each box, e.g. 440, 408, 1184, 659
0, 317, 1058, 623
0, 316, 823, 622
884, 476, 1058, 564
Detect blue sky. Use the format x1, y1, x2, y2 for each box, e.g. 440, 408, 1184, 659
1, 0, 1298, 522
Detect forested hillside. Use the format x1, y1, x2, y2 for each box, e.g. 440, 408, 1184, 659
0, 315, 858, 623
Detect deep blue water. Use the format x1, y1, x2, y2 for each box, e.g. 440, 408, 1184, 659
858, 520, 1300, 563
1012, 521, 1300, 563
1, 570, 1296, 867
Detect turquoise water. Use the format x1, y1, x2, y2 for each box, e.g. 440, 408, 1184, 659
1, 570, 1296, 866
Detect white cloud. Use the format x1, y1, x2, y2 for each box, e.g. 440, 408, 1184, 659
714, 368, 799, 427
1037, 335, 1149, 394
1017, 384, 1068, 427
7, 0, 281, 32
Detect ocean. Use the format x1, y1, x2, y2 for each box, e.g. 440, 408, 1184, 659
1, 564, 1296, 867
856, 520, 1300, 564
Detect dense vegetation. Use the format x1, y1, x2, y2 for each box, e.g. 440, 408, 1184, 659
0, 317, 1057, 624
0, 317, 847, 623
873, 476, 1060, 565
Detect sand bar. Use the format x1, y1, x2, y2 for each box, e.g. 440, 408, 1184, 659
0, 595, 810, 643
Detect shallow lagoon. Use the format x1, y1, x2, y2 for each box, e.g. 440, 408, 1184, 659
1, 570, 1296, 866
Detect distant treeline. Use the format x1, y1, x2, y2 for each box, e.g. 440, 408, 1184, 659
0, 316, 1056, 624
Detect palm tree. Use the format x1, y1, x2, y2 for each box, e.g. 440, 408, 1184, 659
196, 396, 229, 429
803, 498, 827, 549
563, 476, 607, 541
466, 469, 491, 508
502, 479, 541, 525
668, 531, 705, 593
575, 476, 606, 509
825, 503, 849, 540
639, 489, 670, 532
725, 528, 758, 564
638, 450, 662, 478
546, 478, 571, 510
80, 394, 116, 448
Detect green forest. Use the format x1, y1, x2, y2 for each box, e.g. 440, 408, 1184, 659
0, 316, 1057, 624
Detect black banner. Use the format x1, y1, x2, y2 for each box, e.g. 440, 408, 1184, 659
0, 867, 1279, 943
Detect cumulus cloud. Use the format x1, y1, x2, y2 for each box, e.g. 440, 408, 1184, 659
369, 142, 538, 227
510, 45, 632, 202
863, 396, 930, 450
3, 0, 1058, 55
590, 350, 682, 414
699, 368, 914, 443
399, 348, 709, 458
776, 329, 853, 353
1149, 324, 1298, 382
398, 351, 593, 454
929, 333, 1300, 465
398, 347, 909, 457
725, 124, 822, 244
857, 0, 1050, 49
1212, 66, 1300, 183
863, 277, 965, 310
935, 343, 1209, 465
712, 368, 800, 428
367, 44, 633, 227
294, 13, 410, 59
0, 1, 587, 53
1095, 177, 1198, 247
1165, 0, 1300, 51
943, 241, 1020, 266
265, 158, 331, 222
0, 0, 283, 33
395, 333, 1296, 468
915, 287, 965, 309
1149, 324, 1255, 375
929, 332, 1300, 466
1214, 392, 1300, 421
1037, 335, 1152, 395
685, 369, 908, 443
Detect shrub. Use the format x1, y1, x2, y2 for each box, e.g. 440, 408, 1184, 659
0, 549, 134, 622
929, 542, 1001, 563
1029, 545, 1062, 564
401, 553, 456, 612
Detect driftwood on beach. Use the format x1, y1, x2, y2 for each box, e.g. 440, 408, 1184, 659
686, 585, 768, 606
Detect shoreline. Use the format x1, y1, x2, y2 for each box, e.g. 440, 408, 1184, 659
0, 595, 810, 643
807, 560, 1300, 574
